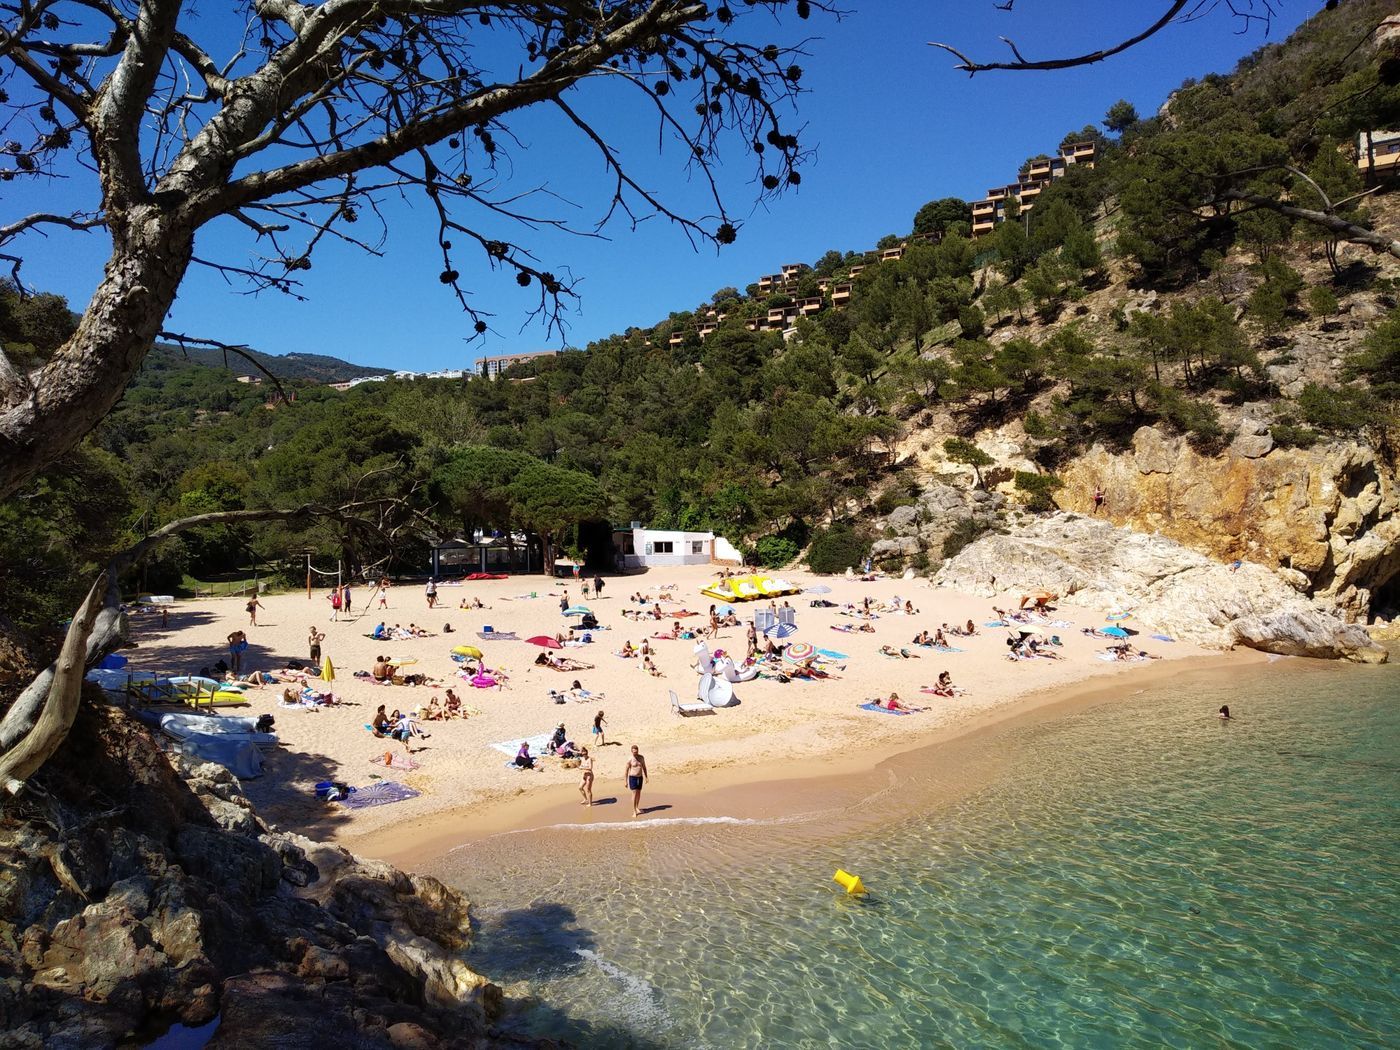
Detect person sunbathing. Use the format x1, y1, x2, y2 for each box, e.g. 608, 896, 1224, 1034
371, 704, 391, 736
927, 672, 957, 697
423, 697, 444, 721
965, 619, 978, 636
620, 641, 638, 658
239, 669, 279, 685
879, 645, 919, 659
913, 630, 932, 646
904, 600, 916, 615
670, 620, 681, 639
881, 692, 911, 712
651, 604, 664, 620
643, 655, 663, 677
933, 629, 948, 648
443, 689, 462, 718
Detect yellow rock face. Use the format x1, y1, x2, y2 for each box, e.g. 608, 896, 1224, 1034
1057, 427, 1400, 620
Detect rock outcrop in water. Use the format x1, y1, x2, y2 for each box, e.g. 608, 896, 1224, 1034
0, 700, 528, 1049
934, 514, 1388, 663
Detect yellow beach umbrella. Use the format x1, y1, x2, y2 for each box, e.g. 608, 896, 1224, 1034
452, 644, 484, 660
321, 656, 335, 683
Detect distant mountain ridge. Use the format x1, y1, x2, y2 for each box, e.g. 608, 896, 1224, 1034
146, 341, 389, 383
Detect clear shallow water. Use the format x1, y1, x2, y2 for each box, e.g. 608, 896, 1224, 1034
436, 660, 1400, 1048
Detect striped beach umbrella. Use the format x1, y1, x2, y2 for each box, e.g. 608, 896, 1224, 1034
785, 642, 816, 662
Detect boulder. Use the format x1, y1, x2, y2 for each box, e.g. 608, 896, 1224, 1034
934, 513, 1388, 663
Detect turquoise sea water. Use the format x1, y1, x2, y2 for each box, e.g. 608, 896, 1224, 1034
435, 659, 1400, 1048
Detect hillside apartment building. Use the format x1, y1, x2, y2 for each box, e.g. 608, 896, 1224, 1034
971, 140, 1097, 237
477, 349, 560, 378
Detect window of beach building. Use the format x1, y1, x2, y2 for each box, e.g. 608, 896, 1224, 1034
690, 541, 705, 555
653, 541, 674, 554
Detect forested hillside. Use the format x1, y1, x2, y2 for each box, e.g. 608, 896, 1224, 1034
6, 0, 1400, 637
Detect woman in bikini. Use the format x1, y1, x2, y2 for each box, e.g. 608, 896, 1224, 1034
578, 746, 594, 806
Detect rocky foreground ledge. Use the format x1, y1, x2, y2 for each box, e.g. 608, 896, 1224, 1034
935, 514, 1388, 664
0, 701, 545, 1049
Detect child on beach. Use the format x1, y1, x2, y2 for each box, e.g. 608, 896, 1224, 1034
592, 710, 607, 746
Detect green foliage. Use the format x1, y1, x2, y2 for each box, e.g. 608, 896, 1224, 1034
1346, 308, 1400, 400
752, 535, 800, 568
806, 524, 867, 575
912, 197, 968, 236
1298, 383, 1374, 431
943, 437, 994, 486
1307, 285, 1339, 321
1013, 471, 1064, 513
1103, 99, 1139, 134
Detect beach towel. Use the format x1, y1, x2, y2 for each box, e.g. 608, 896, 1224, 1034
930, 645, 965, 653
1150, 634, 1176, 642
370, 752, 422, 771
985, 621, 1007, 628
490, 732, 553, 757
476, 630, 518, 640
340, 782, 421, 809
830, 624, 858, 633
1046, 619, 1074, 628
859, 702, 914, 716
817, 648, 848, 660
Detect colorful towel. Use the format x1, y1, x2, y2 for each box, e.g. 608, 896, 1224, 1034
477, 631, 519, 640
339, 782, 420, 809
930, 645, 965, 653
859, 702, 913, 716
817, 648, 848, 660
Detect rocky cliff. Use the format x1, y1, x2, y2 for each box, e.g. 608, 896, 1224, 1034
0, 700, 536, 1049
934, 513, 1388, 663
1053, 426, 1400, 621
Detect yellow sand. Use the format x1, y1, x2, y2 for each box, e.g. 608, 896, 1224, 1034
128, 565, 1220, 848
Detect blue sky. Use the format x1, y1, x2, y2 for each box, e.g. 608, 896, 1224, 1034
9, 1, 1315, 371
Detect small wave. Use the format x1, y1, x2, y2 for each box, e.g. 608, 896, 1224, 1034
572, 948, 669, 1029
523, 814, 774, 833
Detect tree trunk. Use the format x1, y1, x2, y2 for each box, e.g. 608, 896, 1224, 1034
0, 212, 195, 500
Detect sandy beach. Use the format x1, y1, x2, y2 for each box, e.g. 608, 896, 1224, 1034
126, 565, 1235, 860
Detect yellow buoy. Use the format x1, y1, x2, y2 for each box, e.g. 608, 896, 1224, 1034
833, 869, 866, 895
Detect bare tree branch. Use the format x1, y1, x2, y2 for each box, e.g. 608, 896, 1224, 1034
930, 1, 1193, 74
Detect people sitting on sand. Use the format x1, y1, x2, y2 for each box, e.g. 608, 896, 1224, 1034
443, 689, 462, 718
964, 619, 978, 636
642, 655, 663, 677
928, 672, 957, 698
652, 603, 665, 621
904, 600, 916, 615
640, 639, 653, 659
913, 630, 932, 646
371, 622, 388, 639
372, 656, 397, 682
881, 692, 911, 712
672, 620, 683, 640
371, 704, 391, 736
547, 722, 567, 754
933, 628, 948, 648
620, 640, 638, 659
514, 742, 540, 770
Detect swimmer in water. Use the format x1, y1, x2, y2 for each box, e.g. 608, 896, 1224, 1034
1218, 705, 1231, 720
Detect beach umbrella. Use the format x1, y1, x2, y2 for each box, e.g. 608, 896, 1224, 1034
452, 644, 484, 660
526, 635, 562, 649
390, 657, 418, 667
563, 605, 592, 616
785, 642, 816, 662
765, 622, 798, 640
321, 657, 335, 683
1106, 610, 1133, 621
1015, 627, 1040, 637
1101, 626, 1129, 638
806, 584, 833, 594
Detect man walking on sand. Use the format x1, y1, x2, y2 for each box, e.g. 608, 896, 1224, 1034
624, 744, 649, 818
425, 578, 437, 609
